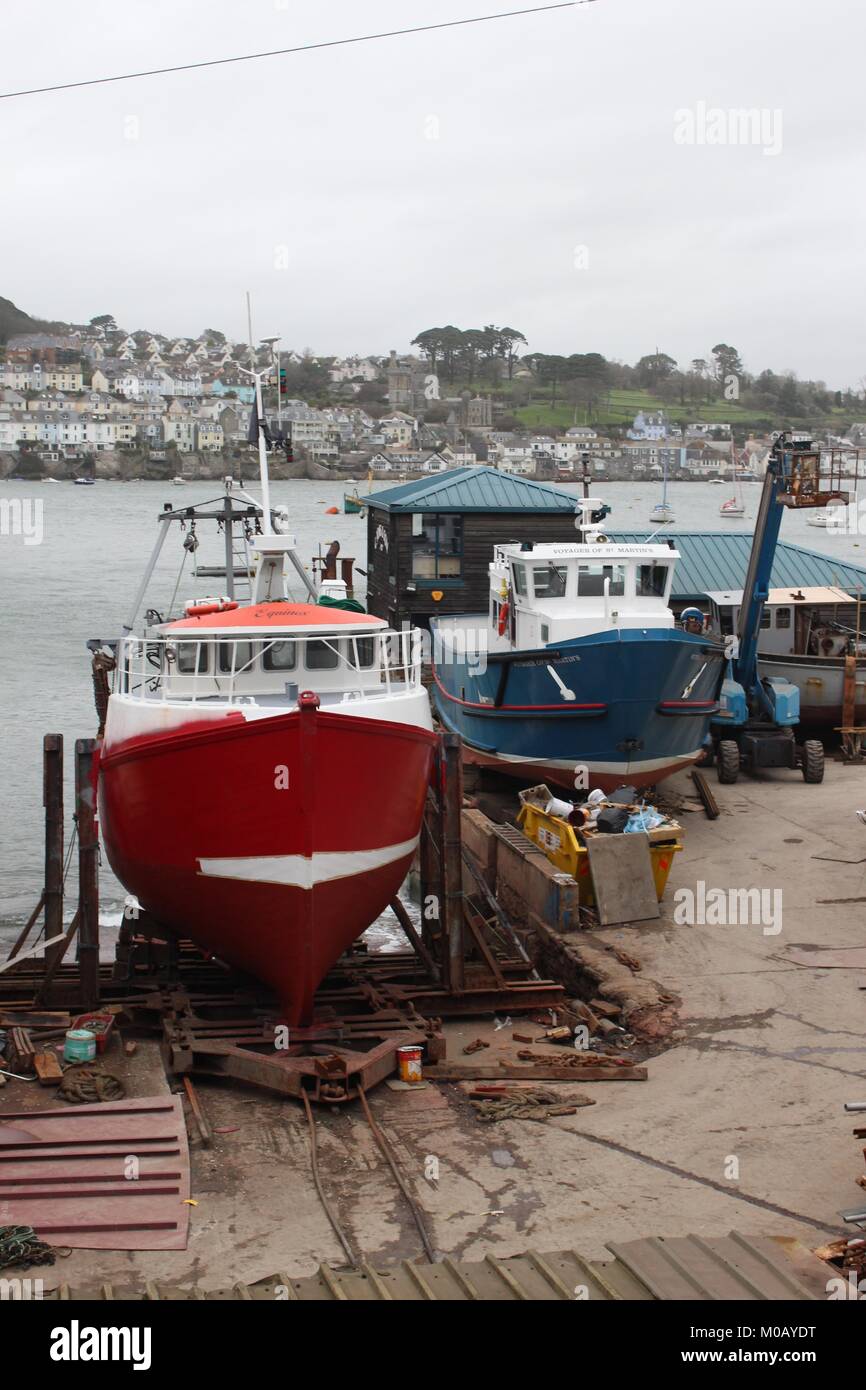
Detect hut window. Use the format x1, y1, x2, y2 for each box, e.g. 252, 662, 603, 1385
263, 640, 297, 671
306, 640, 340, 670
411, 513, 463, 579
775, 608, 791, 629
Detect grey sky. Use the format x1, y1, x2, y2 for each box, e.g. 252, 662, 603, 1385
2, 0, 864, 385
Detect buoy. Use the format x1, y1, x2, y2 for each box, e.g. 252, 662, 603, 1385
325, 506, 339, 514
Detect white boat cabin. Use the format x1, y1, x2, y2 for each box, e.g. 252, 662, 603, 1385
117, 603, 418, 708
487, 538, 680, 651
707, 586, 861, 659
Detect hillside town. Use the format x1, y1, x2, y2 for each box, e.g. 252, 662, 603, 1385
1, 318, 864, 483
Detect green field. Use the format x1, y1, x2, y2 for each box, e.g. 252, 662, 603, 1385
513, 387, 850, 435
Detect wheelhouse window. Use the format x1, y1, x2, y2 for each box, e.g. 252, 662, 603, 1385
576, 563, 626, 597
775, 608, 791, 629
532, 564, 567, 598
352, 637, 376, 669
263, 640, 297, 671
760, 610, 771, 629
219, 640, 255, 674
511, 562, 528, 597
305, 640, 340, 671
411, 513, 463, 580
637, 563, 669, 598
176, 642, 209, 674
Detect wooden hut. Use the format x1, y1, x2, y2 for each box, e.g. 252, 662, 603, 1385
363, 466, 581, 629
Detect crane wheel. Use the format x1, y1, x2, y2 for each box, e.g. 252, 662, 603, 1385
717, 740, 740, 784
802, 739, 825, 784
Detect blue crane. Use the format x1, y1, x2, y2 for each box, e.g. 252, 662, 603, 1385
711, 431, 850, 784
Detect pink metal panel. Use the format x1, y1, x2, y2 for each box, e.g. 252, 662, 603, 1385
0, 1095, 190, 1249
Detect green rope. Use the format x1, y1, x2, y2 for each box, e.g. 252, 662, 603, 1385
0, 1225, 56, 1271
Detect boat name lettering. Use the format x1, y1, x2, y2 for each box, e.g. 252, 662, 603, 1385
515, 655, 581, 668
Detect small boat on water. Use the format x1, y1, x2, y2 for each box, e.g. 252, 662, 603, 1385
430, 499, 725, 792
344, 491, 365, 515
73, 476, 95, 486
807, 504, 847, 528
172, 476, 186, 486
719, 454, 746, 516
707, 585, 866, 727
94, 478, 435, 1025
650, 457, 674, 524
719, 497, 744, 516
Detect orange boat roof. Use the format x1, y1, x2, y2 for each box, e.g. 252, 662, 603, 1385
166, 602, 385, 632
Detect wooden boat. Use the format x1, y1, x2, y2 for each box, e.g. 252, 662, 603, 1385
707, 585, 866, 726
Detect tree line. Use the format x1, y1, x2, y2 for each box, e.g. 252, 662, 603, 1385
409, 326, 859, 420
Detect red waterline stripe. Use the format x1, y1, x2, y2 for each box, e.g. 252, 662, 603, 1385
431, 669, 606, 713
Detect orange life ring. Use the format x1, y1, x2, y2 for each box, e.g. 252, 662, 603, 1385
498, 601, 510, 636
186, 598, 239, 617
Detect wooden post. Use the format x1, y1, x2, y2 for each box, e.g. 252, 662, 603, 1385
418, 787, 444, 980
441, 731, 465, 993
75, 738, 100, 1010
43, 734, 64, 982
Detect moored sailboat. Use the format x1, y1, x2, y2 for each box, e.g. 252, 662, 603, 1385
649, 455, 674, 524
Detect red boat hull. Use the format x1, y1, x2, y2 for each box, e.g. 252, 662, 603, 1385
98, 702, 436, 1024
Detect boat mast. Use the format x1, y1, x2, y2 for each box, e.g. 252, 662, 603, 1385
245, 290, 272, 535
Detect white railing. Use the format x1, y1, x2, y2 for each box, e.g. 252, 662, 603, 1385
115, 628, 422, 705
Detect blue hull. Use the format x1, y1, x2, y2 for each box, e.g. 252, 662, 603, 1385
430, 624, 725, 792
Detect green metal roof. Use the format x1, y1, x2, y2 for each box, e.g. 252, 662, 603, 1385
611, 531, 866, 602
364, 466, 578, 513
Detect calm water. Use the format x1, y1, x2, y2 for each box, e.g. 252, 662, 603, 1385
0, 476, 862, 943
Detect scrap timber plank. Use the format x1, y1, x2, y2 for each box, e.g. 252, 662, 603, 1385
423, 1063, 647, 1082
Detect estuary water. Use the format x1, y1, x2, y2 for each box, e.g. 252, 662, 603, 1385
0, 475, 862, 946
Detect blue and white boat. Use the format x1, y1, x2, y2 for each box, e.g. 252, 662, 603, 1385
430, 500, 725, 792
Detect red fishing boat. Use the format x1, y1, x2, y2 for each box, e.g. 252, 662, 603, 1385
95, 479, 435, 1025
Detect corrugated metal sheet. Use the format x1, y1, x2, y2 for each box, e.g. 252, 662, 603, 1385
611, 532, 866, 601
364, 466, 578, 513
39, 1233, 829, 1300
0, 1096, 190, 1250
